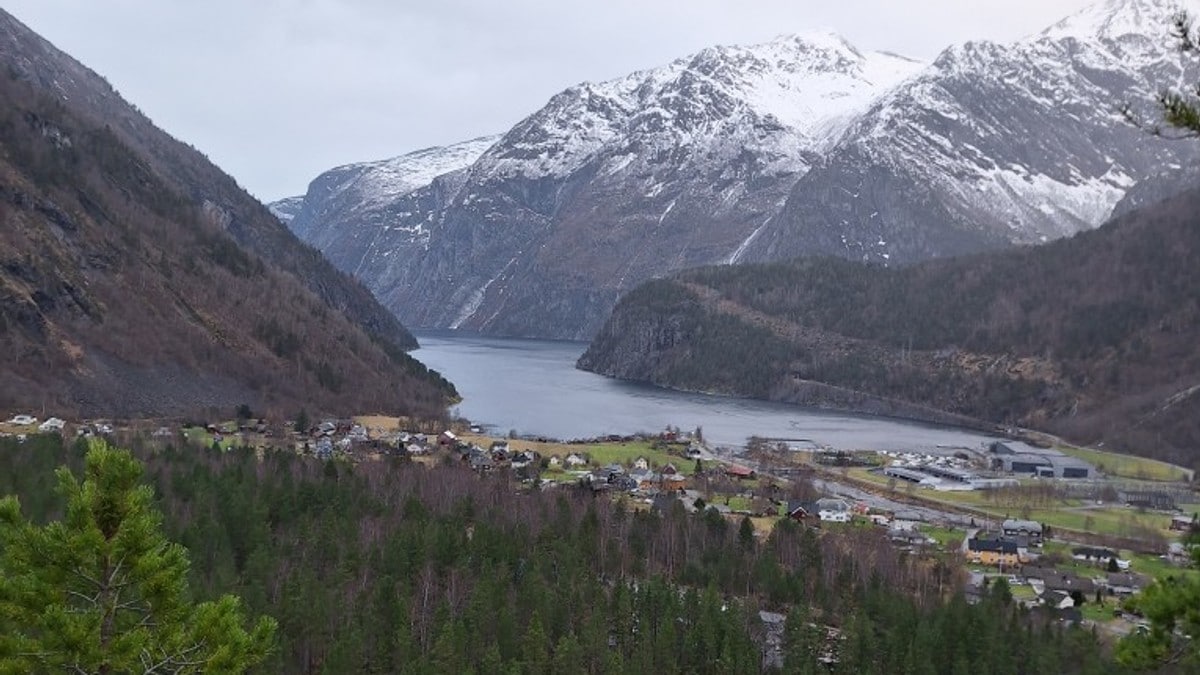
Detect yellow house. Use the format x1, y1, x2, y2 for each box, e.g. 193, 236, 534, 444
967, 538, 1022, 568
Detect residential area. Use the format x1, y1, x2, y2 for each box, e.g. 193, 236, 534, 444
5, 408, 1198, 637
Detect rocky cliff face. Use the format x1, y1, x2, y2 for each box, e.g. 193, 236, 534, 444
279, 0, 1200, 340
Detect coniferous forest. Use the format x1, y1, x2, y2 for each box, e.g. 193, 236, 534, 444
579, 185, 1200, 470
0, 435, 1127, 674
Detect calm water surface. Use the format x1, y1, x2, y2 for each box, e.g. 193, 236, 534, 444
412, 331, 1001, 452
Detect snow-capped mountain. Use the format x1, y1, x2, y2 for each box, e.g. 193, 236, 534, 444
277, 32, 923, 338
281, 135, 498, 272
267, 195, 304, 224
743, 0, 1200, 264
476, 32, 923, 182
276, 0, 1200, 340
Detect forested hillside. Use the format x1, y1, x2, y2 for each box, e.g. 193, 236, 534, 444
0, 8, 416, 350
580, 186, 1200, 469
0, 62, 453, 419
0, 435, 1118, 674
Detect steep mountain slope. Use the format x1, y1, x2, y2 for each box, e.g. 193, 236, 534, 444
0, 9, 417, 350
0, 9, 454, 418
268, 195, 304, 225
279, 34, 924, 338
745, 0, 1200, 264
579, 186, 1200, 468
282, 0, 1200, 340
282, 135, 499, 275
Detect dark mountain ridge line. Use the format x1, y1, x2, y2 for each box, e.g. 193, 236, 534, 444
579, 184, 1200, 468
0, 8, 417, 352
0, 9, 455, 419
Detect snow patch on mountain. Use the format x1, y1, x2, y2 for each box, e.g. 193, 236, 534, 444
267, 195, 304, 223
1041, 0, 1194, 43
963, 165, 1135, 240
334, 135, 499, 210
475, 31, 925, 181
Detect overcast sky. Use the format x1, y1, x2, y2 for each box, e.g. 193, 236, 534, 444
5, 0, 1095, 200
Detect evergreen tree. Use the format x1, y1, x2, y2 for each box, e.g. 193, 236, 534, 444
1116, 575, 1200, 669
0, 440, 276, 673
1144, 11, 1200, 136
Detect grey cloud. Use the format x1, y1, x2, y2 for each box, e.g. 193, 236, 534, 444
5, 0, 1092, 199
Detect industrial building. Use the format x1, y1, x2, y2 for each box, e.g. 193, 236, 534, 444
883, 466, 931, 483
915, 465, 979, 483
988, 441, 1095, 479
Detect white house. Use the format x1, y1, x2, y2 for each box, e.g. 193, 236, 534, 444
38, 417, 65, 433
819, 510, 851, 523
565, 453, 588, 468
633, 457, 650, 470
8, 414, 36, 426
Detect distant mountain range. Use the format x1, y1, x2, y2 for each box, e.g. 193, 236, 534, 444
579, 183, 1200, 469
274, 0, 1200, 340
0, 8, 455, 418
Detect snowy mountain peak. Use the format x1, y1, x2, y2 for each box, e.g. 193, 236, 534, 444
1041, 0, 1200, 42
268, 195, 304, 224
285, 6, 1200, 341
480, 32, 924, 180
334, 134, 500, 207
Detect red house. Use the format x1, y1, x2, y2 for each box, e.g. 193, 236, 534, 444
725, 465, 757, 480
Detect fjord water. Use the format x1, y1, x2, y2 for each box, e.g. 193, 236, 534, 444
413, 332, 1000, 452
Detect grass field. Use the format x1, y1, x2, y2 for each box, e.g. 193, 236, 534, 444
353, 415, 404, 432
920, 525, 965, 549
1026, 507, 1173, 538
841, 468, 1183, 539
1127, 551, 1200, 581
458, 434, 703, 475
1056, 445, 1192, 482
718, 495, 753, 511
182, 427, 235, 450
1038, 542, 1200, 586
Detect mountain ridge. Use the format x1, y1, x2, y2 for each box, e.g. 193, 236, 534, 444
0, 7, 455, 419
276, 30, 927, 338
278, 0, 1200, 341
578, 184, 1200, 469
0, 8, 419, 351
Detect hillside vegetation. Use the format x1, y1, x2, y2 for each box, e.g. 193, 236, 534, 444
0, 24, 454, 418
580, 187, 1200, 469
0, 435, 1117, 674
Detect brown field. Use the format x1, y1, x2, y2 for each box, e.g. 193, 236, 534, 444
353, 415, 404, 432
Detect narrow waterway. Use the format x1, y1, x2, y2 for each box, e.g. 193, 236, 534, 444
412, 331, 1002, 452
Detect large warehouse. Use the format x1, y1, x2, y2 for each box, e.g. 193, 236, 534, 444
988, 442, 1095, 479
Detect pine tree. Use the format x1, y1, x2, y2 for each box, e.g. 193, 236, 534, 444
1149, 12, 1200, 135
0, 440, 276, 673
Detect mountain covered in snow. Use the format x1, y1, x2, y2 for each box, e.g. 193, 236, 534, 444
282, 135, 499, 273
744, 0, 1200, 264
274, 0, 1200, 340
267, 195, 304, 224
